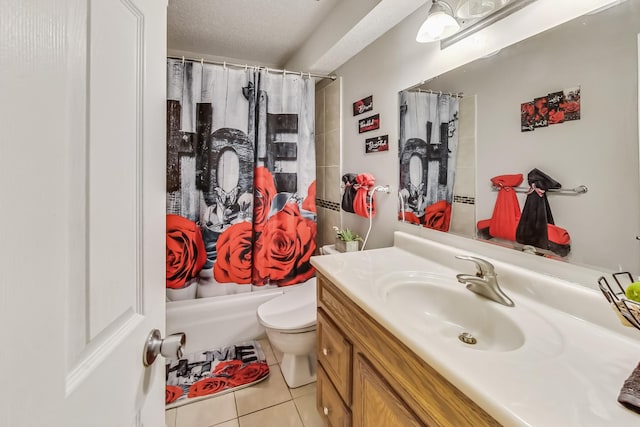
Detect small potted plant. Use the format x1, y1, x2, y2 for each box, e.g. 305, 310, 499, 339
333, 226, 362, 252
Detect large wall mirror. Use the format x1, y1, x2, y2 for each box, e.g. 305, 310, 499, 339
398, 0, 640, 273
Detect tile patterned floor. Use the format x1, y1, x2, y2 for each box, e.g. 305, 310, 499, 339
165, 338, 324, 427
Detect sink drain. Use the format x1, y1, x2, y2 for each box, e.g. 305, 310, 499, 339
458, 332, 477, 345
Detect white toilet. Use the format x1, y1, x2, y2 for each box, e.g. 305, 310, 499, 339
257, 277, 318, 388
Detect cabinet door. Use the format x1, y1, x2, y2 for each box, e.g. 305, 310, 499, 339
353, 354, 427, 427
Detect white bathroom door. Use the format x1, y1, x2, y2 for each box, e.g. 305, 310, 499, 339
0, 0, 167, 426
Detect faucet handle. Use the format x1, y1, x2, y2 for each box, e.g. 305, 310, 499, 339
455, 255, 496, 277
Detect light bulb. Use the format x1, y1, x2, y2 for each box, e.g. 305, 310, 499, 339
416, 9, 460, 43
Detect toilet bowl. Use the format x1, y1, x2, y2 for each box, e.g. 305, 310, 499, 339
257, 277, 317, 388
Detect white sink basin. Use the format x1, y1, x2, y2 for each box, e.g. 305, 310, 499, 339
377, 272, 525, 352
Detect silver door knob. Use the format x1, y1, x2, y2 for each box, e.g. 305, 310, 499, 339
143, 329, 186, 367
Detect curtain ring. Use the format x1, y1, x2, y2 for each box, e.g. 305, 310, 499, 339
245, 64, 248, 71
223, 61, 226, 69
181, 56, 185, 64
200, 58, 204, 66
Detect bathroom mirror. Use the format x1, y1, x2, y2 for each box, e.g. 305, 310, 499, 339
398, 0, 640, 273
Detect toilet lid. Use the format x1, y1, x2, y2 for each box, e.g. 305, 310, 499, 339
257, 278, 317, 330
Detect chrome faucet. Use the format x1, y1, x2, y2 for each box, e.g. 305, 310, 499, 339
455, 255, 515, 307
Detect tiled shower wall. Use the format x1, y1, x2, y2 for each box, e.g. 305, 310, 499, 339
315, 77, 342, 250
450, 95, 476, 236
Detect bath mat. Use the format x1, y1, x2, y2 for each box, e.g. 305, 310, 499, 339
165, 340, 269, 409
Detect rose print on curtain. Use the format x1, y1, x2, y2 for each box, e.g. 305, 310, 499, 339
213, 221, 254, 284
166, 214, 207, 289
250, 69, 317, 288
251, 169, 316, 287
166, 59, 316, 300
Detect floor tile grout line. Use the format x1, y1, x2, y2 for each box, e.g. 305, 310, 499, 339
291, 397, 307, 427
237, 398, 296, 419
236, 362, 292, 417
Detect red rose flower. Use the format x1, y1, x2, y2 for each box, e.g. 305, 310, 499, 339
227, 361, 269, 387
254, 203, 316, 287
301, 180, 316, 213
562, 101, 580, 113
548, 109, 564, 124
212, 359, 243, 377
166, 214, 207, 289
165, 385, 183, 404
423, 200, 451, 232
187, 376, 229, 398
214, 221, 253, 284
398, 211, 422, 225
253, 167, 277, 233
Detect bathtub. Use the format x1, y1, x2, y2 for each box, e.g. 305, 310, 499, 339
166, 288, 284, 353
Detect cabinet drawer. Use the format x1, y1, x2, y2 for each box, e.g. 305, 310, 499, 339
317, 309, 352, 404
317, 365, 351, 427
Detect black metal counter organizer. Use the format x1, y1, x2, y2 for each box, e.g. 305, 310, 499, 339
598, 272, 640, 330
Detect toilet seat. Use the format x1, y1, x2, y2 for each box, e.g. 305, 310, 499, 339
257, 278, 317, 331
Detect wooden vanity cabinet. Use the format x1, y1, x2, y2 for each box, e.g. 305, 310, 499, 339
316, 272, 501, 427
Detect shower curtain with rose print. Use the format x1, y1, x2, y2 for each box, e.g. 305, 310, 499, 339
166, 59, 316, 300
398, 91, 459, 231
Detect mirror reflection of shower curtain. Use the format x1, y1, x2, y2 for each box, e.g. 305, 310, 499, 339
166, 59, 316, 300
399, 91, 459, 231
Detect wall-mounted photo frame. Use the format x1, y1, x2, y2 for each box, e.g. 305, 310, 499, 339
353, 95, 373, 116
520, 86, 580, 132
358, 114, 380, 133
365, 134, 389, 153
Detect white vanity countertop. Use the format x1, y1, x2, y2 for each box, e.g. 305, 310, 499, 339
311, 235, 640, 427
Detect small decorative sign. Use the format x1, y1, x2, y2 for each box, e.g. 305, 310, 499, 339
365, 135, 389, 153
353, 95, 373, 116
547, 91, 565, 124
358, 114, 380, 133
533, 96, 549, 128
520, 102, 535, 132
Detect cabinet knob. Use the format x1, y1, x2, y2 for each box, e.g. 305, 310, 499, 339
322, 348, 330, 356
323, 406, 330, 416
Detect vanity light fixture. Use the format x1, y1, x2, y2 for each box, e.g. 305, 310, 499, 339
416, 0, 460, 43
456, 0, 498, 19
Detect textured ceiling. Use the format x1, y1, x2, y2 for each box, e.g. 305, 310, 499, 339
167, 0, 430, 74
167, 0, 341, 67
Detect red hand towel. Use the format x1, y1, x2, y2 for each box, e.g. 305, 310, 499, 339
353, 173, 376, 218
488, 174, 524, 241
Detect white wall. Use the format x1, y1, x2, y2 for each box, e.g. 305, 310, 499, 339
335, 0, 624, 252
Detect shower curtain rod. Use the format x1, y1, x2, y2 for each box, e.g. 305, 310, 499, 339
410, 88, 464, 98
168, 55, 337, 80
